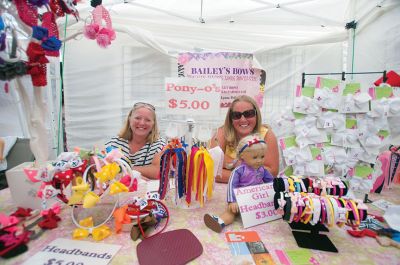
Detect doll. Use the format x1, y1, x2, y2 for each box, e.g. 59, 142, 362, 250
204, 134, 274, 233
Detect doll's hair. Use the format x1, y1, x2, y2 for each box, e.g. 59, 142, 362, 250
236, 134, 267, 159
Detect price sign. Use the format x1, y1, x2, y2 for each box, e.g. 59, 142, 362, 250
234, 183, 280, 228
22, 238, 121, 265
165, 77, 221, 116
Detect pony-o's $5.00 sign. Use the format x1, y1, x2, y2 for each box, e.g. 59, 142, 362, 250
165, 77, 221, 117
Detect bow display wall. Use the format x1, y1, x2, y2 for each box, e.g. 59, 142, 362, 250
272, 74, 400, 192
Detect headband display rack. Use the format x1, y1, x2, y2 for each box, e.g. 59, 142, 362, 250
274, 177, 350, 252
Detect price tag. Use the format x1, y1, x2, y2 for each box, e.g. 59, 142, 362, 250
165, 77, 221, 116
323, 119, 334, 128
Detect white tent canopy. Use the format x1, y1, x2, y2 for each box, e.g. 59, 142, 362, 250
1, 0, 399, 157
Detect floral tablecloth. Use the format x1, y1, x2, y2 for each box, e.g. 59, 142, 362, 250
1, 183, 400, 265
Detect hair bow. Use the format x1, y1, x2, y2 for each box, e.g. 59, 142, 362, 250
349, 176, 373, 191
32, 26, 62, 52
323, 146, 347, 165
347, 147, 376, 164
272, 107, 296, 137
0, 213, 19, 228
104, 148, 123, 163
38, 209, 61, 229
332, 157, 358, 177
294, 126, 325, 148
314, 87, 340, 110
341, 93, 371, 113
316, 112, 345, 130
94, 162, 120, 183
293, 161, 322, 176
293, 96, 320, 114
370, 98, 400, 117
331, 130, 360, 148
72, 217, 111, 241
282, 147, 313, 166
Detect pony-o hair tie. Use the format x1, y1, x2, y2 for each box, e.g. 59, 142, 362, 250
83, 5, 116, 48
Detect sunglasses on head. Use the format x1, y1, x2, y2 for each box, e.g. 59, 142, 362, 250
133, 102, 155, 111
231, 109, 257, 120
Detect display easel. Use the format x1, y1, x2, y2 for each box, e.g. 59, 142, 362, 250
289, 222, 338, 253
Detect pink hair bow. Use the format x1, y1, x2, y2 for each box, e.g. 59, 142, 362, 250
0, 213, 19, 228
41, 203, 61, 216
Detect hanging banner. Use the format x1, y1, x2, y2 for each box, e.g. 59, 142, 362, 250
178, 52, 266, 108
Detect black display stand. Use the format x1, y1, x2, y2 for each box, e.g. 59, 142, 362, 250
289, 222, 338, 253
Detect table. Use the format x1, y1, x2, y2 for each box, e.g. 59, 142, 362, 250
1, 183, 400, 265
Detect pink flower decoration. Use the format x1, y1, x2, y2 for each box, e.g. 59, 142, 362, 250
178, 54, 191, 65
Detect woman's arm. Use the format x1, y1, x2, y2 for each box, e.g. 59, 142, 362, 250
133, 150, 163, 180
263, 128, 279, 177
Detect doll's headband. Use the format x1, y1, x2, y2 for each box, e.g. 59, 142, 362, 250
238, 138, 266, 155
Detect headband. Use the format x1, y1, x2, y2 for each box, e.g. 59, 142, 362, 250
83, 5, 116, 48
238, 138, 266, 155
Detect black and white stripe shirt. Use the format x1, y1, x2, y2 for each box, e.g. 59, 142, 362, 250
105, 136, 166, 166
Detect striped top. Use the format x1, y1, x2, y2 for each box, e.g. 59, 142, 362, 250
105, 136, 167, 166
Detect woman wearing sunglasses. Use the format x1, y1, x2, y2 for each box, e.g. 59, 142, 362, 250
105, 102, 166, 180
210, 95, 279, 183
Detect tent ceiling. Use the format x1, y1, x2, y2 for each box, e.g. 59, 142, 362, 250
64, 0, 364, 53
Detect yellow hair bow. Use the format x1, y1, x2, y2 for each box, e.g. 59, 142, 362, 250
72, 217, 111, 241
94, 162, 120, 183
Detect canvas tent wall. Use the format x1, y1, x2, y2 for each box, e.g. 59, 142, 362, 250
1, 0, 399, 156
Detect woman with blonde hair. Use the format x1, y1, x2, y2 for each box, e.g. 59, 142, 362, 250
210, 95, 279, 183
106, 102, 166, 179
